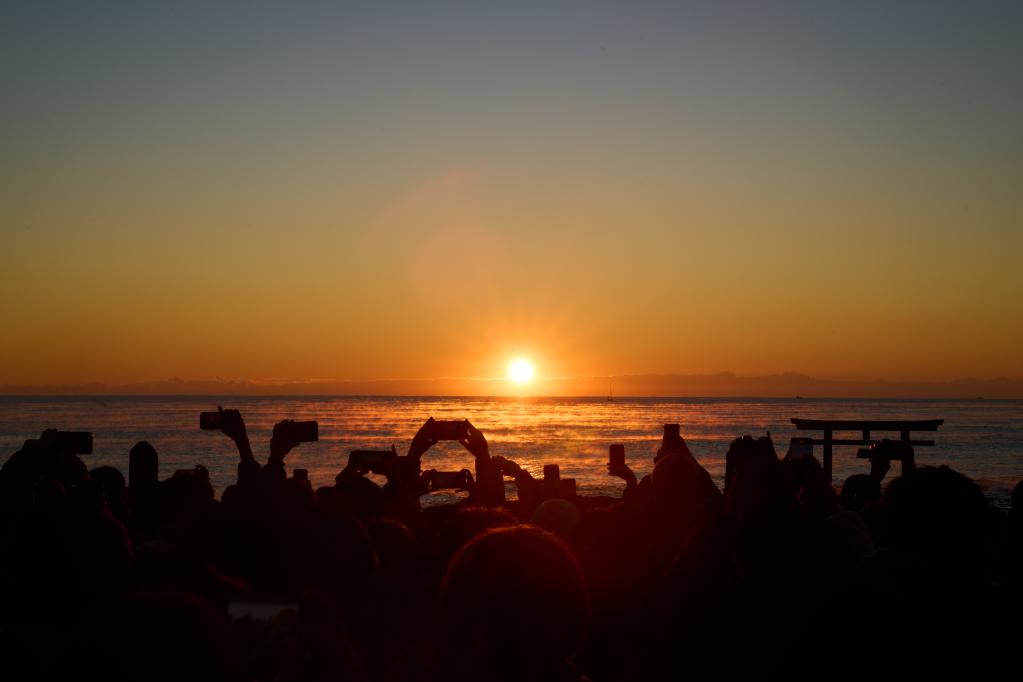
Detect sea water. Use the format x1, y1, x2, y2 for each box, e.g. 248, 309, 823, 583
1, 396, 1020, 509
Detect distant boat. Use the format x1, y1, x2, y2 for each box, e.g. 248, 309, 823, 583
795, 395, 803, 400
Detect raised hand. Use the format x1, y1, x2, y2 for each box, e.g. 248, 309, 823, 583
218, 406, 249, 445
457, 469, 476, 493
607, 461, 638, 488
337, 461, 369, 485
408, 418, 439, 461
269, 420, 300, 463
491, 455, 525, 478
216, 407, 258, 482
869, 452, 891, 483
472, 456, 505, 506
460, 422, 490, 459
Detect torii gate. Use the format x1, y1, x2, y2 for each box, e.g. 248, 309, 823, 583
790, 418, 944, 480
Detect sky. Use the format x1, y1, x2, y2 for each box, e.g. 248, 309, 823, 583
2, 1, 1022, 391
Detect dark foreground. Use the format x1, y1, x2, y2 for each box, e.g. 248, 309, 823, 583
1, 413, 1020, 681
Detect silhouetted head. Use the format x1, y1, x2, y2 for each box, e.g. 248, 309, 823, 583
654, 428, 692, 463
651, 451, 710, 500
90, 465, 130, 523
367, 518, 421, 567
434, 506, 517, 565
334, 474, 382, 521
651, 452, 722, 521
309, 510, 379, 595
885, 466, 988, 561
724, 437, 783, 519
366, 519, 427, 616
651, 452, 687, 499
840, 473, 880, 512
724, 434, 778, 494
440, 526, 589, 675
279, 476, 315, 518
531, 499, 582, 540
128, 440, 159, 489
160, 466, 214, 526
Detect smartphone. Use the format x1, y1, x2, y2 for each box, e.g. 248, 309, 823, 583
228, 601, 298, 621
788, 437, 814, 462
199, 411, 222, 430
609, 444, 625, 467
543, 464, 560, 484
293, 468, 309, 482
349, 449, 395, 471
431, 470, 468, 489
558, 478, 577, 499
432, 419, 469, 441
273, 420, 319, 443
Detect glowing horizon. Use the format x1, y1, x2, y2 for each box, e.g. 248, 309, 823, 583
2, 3, 1021, 389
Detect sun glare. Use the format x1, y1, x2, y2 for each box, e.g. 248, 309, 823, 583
507, 358, 536, 384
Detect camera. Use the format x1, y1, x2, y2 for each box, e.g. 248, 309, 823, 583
857, 439, 909, 461
273, 420, 319, 443
543, 464, 561, 484
609, 444, 625, 467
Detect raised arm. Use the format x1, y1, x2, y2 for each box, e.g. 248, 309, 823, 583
492, 455, 542, 512
607, 460, 638, 498
218, 407, 260, 484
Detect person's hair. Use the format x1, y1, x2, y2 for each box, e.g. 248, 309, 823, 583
441, 526, 589, 666
840, 473, 879, 511
128, 440, 159, 489
884, 465, 988, 560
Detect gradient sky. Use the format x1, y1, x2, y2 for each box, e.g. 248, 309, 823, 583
2, 1, 1022, 388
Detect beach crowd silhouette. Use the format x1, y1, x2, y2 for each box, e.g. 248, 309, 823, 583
1, 411, 1019, 681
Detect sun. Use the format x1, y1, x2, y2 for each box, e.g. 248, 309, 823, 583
507, 358, 536, 384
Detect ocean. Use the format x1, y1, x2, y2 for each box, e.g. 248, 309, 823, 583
1, 396, 1020, 509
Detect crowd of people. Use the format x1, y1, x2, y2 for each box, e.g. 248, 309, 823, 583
1, 411, 1019, 681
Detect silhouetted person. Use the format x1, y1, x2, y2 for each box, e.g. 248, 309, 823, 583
2, 417, 1018, 681
436, 526, 590, 681
128, 440, 159, 490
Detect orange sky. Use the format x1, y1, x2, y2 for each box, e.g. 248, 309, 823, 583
2, 3, 1021, 391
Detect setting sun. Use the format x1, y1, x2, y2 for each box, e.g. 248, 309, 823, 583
507, 358, 536, 384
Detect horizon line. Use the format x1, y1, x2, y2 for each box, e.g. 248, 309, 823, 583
1, 393, 1020, 401
3, 371, 1022, 400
